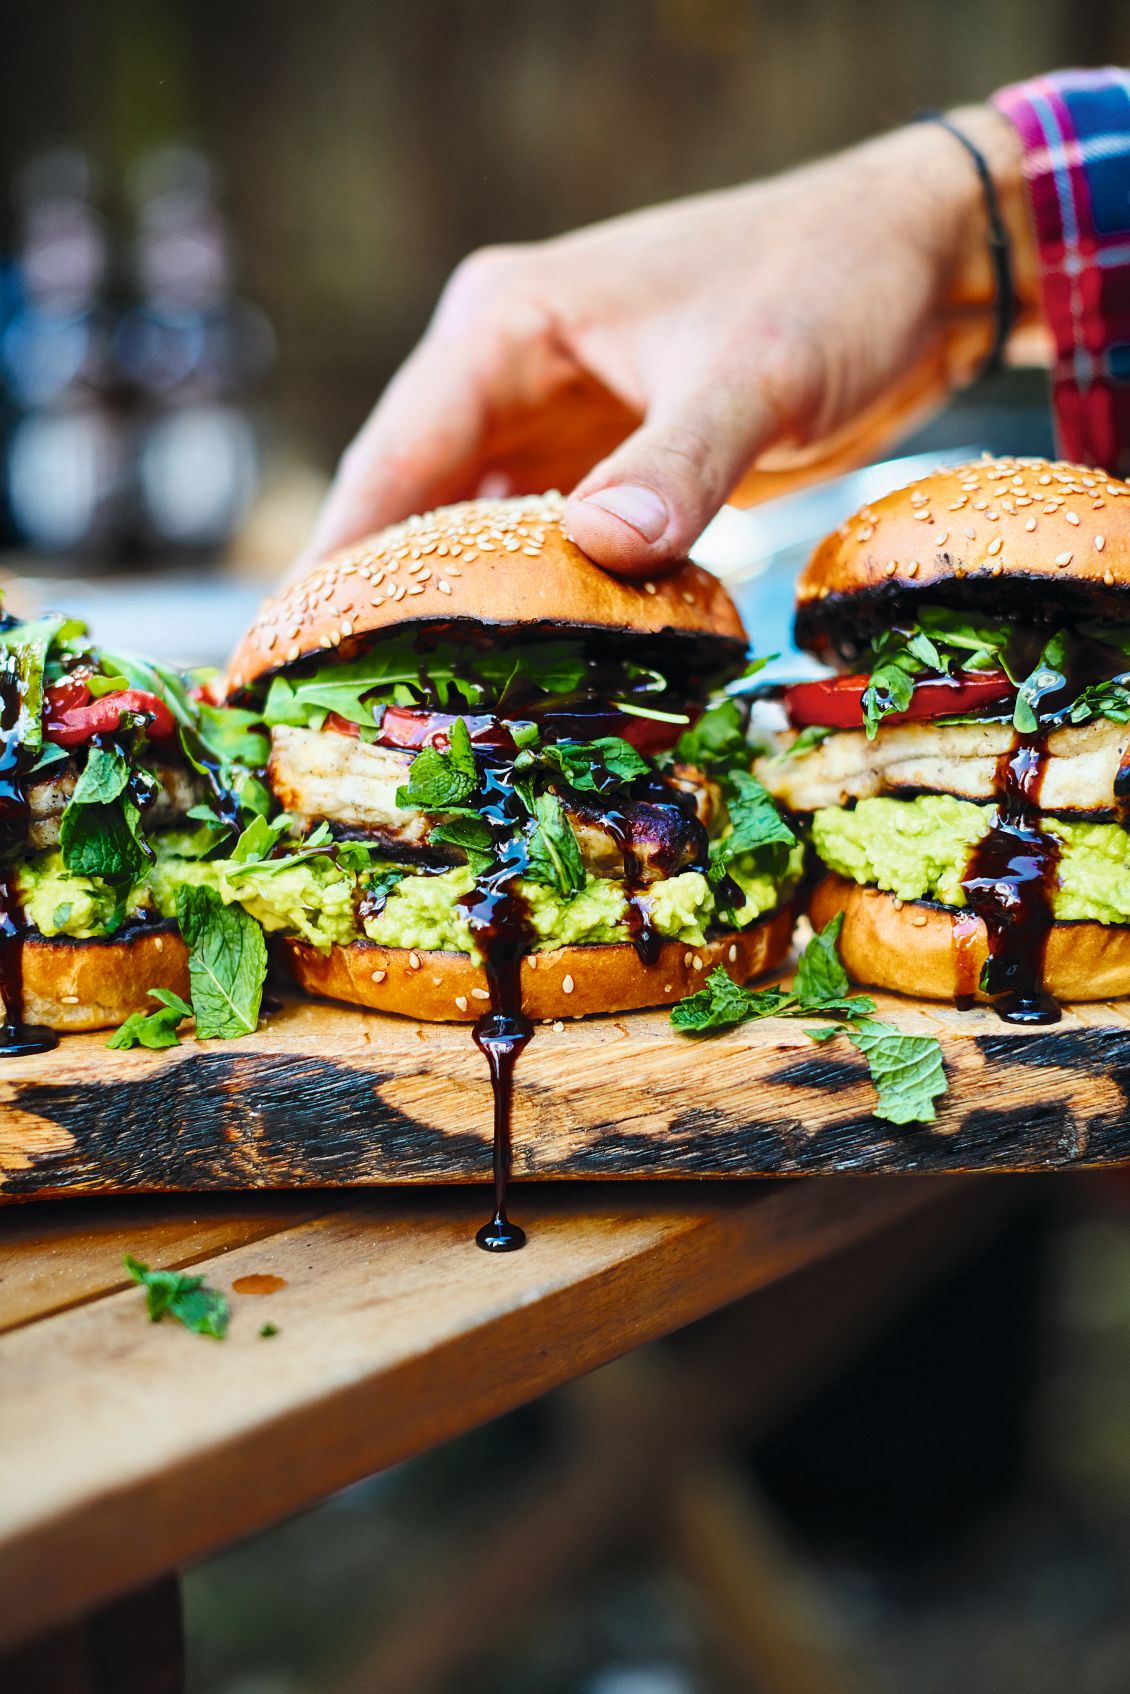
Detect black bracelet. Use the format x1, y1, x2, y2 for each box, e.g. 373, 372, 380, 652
915, 111, 1016, 383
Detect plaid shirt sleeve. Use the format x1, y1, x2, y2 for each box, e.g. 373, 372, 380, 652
994, 70, 1130, 476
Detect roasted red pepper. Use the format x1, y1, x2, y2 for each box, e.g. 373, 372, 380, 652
45, 683, 176, 747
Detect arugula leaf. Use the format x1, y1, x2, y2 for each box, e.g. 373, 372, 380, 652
670, 916, 946, 1125
846, 1019, 948, 1125
1069, 678, 1130, 726
396, 717, 478, 810
125, 1254, 230, 1337
534, 736, 650, 794
1013, 629, 1070, 733
28, 741, 71, 775
0, 614, 76, 755
858, 608, 1019, 739
108, 989, 194, 1051
262, 636, 590, 729
176, 885, 267, 1039
710, 771, 796, 884
673, 697, 748, 768
777, 725, 834, 760
524, 791, 585, 897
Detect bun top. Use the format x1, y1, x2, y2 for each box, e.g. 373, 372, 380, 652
227, 492, 746, 696
794, 456, 1130, 658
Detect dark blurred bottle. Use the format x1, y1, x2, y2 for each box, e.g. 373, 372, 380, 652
115, 144, 275, 561
1, 148, 130, 561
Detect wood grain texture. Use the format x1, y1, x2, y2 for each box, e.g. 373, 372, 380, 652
0, 1175, 1005, 1649
1, 991, 1129, 1198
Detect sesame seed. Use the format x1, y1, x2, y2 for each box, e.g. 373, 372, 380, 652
341, 620, 353, 636
1055, 551, 1073, 567
884, 561, 897, 577
692, 955, 703, 971
1065, 511, 1081, 525
684, 952, 693, 968
408, 952, 421, 970
664, 984, 673, 994
1039, 473, 1052, 485
455, 994, 468, 1011
963, 526, 976, 539
370, 970, 386, 984
933, 531, 948, 545
728, 943, 738, 962
913, 509, 932, 522
562, 974, 574, 994
1025, 517, 1037, 531
471, 987, 490, 1001
437, 580, 452, 594
910, 489, 927, 504
1095, 535, 1106, 551
987, 537, 1003, 555
527, 954, 537, 970
61, 994, 79, 1004
1104, 569, 1115, 586
552, 1020, 565, 1034
644, 582, 657, 594
907, 560, 920, 577
858, 526, 874, 542
991, 562, 1004, 576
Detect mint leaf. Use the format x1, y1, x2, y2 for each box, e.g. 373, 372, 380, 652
1069, 678, 1130, 726
538, 736, 651, 793
396, 717, 479, 811
793, 912, 849, 1004
108, 988, 193, 1051
124, 1254, 230, 1338
674, 697, 748, 769
524, 792, 585, 897
73, 743, 130, 805
176, 885, 267, 1039
59, 792, 150, 882
670, 968, 794, 1033
846, 1019, 948, 1125
671, 919, 947, 1125
710, 771, 796, 884
429, 812, 494, 873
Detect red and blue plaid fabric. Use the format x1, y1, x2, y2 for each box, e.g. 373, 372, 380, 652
994, 69, 1130, 476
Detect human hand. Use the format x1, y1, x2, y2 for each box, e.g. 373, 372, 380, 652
302, 106, 1034, 579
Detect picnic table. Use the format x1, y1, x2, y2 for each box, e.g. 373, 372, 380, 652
0, 1172, 1030, 1690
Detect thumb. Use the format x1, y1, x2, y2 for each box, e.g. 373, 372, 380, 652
565, 378, 778, 577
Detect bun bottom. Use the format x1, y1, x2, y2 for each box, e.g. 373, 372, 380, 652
809, 874, 1130, 1004
281, 907, 796, 1023
11, 924, 190, 1033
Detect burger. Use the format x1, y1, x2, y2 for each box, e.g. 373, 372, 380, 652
0, 610, 213, 1041
755, 455, 1130, 1022
223, 493, 803, 1024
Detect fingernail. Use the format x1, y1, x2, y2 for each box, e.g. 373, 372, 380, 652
581, 484, 668, 543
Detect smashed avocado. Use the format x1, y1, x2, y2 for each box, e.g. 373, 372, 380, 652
17, 852, 154, 938
812, 795, 1130, 926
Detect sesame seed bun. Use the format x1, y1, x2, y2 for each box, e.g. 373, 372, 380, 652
795, 456, 1130, 659
13, 923, 190, 1033
225, 493, 746, 698
277, 908, 795, 1022
809, 874, 1130, 1004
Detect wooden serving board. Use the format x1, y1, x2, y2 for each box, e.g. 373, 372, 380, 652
3, 988, 1130, 1199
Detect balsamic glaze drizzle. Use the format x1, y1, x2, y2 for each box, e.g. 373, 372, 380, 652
959, 732, 1061, 1025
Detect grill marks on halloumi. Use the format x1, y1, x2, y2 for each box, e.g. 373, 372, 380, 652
269, 724, 720, 877
756, 716, 1130, 817
28, 759, 203, 850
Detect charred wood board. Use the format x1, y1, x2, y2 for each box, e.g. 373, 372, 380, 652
2, 993, 1130, 1199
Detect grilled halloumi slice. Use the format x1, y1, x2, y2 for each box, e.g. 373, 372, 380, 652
755, 716, 1130, 816
28, 759, 202, 850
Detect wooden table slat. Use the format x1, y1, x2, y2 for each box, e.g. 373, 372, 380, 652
0, 1175, 1000, 1648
